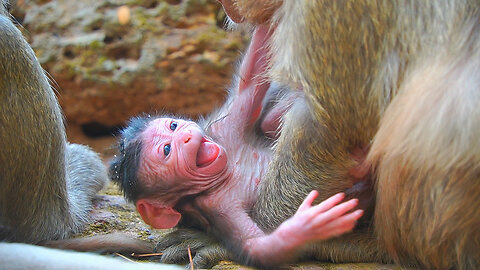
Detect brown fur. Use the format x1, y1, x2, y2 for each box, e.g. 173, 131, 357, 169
233, 0, 282, 24
251, 1, 480, 269
369, 50, 480, 268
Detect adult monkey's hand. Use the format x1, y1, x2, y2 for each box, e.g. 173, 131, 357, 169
217, 0, 281, 24
217, 0, 243, 23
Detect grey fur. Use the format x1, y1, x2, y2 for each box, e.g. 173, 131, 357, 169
0, 2, 107, 243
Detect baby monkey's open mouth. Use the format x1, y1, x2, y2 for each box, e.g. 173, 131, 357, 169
196, 137, 220, 167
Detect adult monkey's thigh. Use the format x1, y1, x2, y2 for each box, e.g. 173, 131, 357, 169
369, 53, 480, 269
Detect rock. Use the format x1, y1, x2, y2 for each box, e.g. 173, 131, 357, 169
12, 0, 247, 129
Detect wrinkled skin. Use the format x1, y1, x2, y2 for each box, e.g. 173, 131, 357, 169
136, 118, 229, 230
139, 118, 228, 184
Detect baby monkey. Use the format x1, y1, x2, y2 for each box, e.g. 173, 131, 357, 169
111, 27, 363, 267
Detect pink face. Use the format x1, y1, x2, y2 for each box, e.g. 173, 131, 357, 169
139, 118, 228, 191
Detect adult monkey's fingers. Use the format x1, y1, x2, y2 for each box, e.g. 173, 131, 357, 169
217, 0, 244, 23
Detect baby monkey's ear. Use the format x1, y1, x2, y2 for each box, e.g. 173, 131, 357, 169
136, 199, 181, 229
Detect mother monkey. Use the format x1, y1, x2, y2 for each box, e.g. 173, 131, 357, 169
159, 1, 480, 269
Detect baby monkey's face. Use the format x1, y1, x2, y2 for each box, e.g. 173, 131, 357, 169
139, 117, 228, 188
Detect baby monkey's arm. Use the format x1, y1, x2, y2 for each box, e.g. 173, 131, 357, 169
212, 192, 362, 267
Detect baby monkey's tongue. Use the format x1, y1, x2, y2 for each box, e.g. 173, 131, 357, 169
196, 139, 220, 167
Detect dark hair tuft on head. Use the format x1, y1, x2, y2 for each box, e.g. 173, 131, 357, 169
109, 115, 155, 202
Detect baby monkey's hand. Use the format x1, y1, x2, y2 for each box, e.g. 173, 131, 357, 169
276, 191, 363, 248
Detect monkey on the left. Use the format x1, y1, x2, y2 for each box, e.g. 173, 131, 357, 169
0, 0, 107, 244
0, 2, 180, 269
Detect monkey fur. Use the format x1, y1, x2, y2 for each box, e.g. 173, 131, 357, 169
0, 13, 107, 243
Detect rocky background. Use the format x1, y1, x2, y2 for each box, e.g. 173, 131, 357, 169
11, 1, 402, 269
12, 0, 247, 136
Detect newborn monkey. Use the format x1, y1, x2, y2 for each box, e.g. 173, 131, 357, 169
111, 27, 363, 267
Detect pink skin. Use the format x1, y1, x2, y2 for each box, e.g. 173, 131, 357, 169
135, 25, 363, 266
261, 105, 283, 138
245, 192, 363, 265
136, 25, 274, 228
260, 90, 302, 139
139, 118, 228, 186
136, 118, 229, 229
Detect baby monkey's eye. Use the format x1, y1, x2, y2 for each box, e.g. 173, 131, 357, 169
170, 121, 177, 131
164, 144, 171, 156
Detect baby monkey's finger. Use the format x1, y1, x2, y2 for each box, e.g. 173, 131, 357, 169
321, 209, 364, 238
308, 192, 346, 214
312, 198, 359, 225
297, 190, 319, 212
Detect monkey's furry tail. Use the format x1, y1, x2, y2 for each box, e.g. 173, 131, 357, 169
41, 232, 154, 254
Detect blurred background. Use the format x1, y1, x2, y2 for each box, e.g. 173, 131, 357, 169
11, 0, 248, 160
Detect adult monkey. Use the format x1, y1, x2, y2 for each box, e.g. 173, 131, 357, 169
156, 0, 480, 269
0, 0, 108, 244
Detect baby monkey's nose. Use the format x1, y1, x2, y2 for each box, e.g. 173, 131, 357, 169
182, 131, 192, 143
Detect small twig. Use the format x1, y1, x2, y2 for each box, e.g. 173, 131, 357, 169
115, 253, 136, 263
130, 252, 164, 258
187, 245, 194, 270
